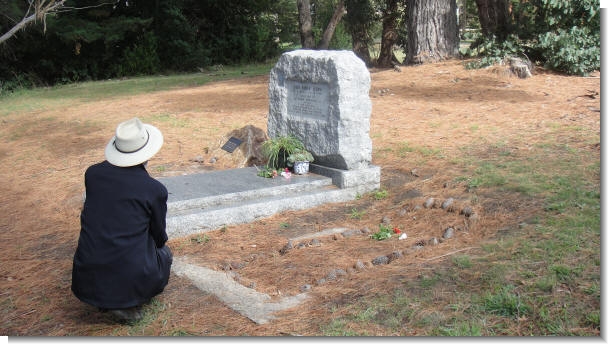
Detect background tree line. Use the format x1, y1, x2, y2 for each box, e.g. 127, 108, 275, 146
0, 0, 599, 93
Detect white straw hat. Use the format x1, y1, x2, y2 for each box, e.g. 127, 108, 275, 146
105, 117, 163, 167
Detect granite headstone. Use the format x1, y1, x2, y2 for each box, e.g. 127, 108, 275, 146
268, 50, 373, 171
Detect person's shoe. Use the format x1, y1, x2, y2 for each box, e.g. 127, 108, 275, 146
107, 306, 144, 324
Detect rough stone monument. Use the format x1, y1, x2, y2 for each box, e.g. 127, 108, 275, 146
268, 50, 380, 190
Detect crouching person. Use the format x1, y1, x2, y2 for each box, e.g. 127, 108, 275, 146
71, 117, 173, 323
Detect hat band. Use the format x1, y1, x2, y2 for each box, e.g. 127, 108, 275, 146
114, 130, 150, 154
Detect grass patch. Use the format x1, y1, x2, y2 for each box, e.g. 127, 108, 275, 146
397, 141, 445, 160
190, 234, 210, 244
349, 208, 366, 220
321, 319, 364, 336
451, 255, 473, 269
372, 188, 389, 200
145, 113, 190, 128
320, 138, 599, 335
321, 292, 415, 336
119, 298, 167, 335
433, 322, 483, 336
0, 63, 273, 116
168, 329, 197, 336
482, 285, 530, 317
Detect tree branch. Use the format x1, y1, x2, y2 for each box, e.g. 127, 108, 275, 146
0, 0, 66, 45
316, 0, 346, 50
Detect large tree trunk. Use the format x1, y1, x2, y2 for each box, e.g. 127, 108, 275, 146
344, 0, 374, 66
317, 0, 347, 50
297, 0, 315, 48
474, 0, 511, 39
376, 0, 400, 68
351, 29, 372, 66
405, 0, 459, 65
458, 0, 467, 34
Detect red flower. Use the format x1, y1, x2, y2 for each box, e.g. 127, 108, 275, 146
393, 227, 401, 234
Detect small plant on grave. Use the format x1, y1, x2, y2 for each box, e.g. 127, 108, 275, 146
371, 223, 392, 241
287, 148, 315, 174
191, 234, 210, 244
286, 149, 314, 166
349, 208, 366, 220
373, 188, 389, 200
256, 165, 278, 178
260, 135, 306, 171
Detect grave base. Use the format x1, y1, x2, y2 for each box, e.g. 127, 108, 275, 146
309, 163, 381, 191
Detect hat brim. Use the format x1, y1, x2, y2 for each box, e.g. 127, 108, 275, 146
105, 124, 163, 167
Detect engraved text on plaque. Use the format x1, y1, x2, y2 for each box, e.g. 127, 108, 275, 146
286, 81, 329, 120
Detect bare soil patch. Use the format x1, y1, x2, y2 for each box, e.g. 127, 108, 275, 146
0, 60, 600, 335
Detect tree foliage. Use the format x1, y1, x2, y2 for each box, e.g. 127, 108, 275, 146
0, 0, 599, 94
0, 0, 286, 91
464, 0, 599, 75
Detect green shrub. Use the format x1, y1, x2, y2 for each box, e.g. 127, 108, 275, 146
463, 0, 599, 76
115, 32, 160, 77
538, 26, 600, 76
464, 34, 529, 70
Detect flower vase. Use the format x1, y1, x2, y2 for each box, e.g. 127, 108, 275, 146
293, 161, 310, 175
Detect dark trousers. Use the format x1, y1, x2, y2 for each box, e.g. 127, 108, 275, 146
158, 244, 173, 287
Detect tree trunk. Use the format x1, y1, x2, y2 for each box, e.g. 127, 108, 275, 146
297, 0, 315, 49
458, 0, 467, 34
405, 0, 460, 65
474, 0, 511, 39
317, 0, 347, 50
344, 0, 374, 66
351, 29, 372, 66
376, 0, 399, 68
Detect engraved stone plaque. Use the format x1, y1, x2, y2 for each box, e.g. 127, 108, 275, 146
221, 137, 242, 153
286, 81, 329, 120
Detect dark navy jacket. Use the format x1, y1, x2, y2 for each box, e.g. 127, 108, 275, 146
71, 161, 172, 309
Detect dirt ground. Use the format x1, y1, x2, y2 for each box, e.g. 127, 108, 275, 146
0, 59, 600, 336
